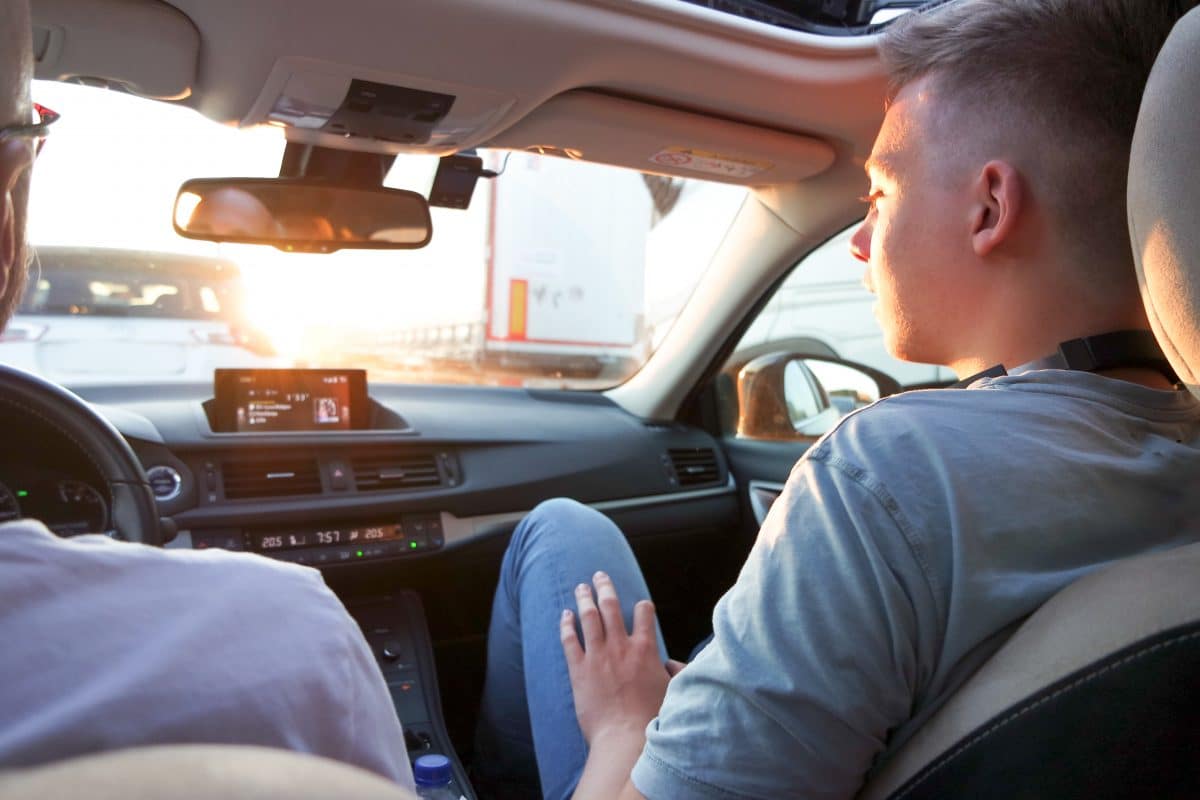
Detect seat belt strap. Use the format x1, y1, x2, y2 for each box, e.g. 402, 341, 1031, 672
951, 330, 1179, 389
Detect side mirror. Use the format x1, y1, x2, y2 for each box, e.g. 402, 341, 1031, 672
173, 178, 433, 253
736, 352, 900, 440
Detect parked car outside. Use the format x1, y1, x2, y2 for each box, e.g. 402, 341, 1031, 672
2, 246, 284, 385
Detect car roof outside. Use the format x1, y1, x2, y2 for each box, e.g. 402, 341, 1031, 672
29, 245, 243, 281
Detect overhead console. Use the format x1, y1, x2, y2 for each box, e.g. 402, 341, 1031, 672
241, 57, 518, 155
238, 67, 835, 184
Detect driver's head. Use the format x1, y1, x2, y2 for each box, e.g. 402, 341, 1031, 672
851, 0, 1199, 378
0, 0, 33, 333
275, 212, 335, 241
187, 187, 281, 239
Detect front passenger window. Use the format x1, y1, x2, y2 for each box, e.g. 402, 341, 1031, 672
718, 224, 947, 439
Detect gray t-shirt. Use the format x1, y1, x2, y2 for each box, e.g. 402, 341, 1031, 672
0, 520, 416, 789
632, 369, 1200, 799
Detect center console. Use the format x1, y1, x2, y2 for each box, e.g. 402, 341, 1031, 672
174, 370, 476, 793
348, 591, 475, 799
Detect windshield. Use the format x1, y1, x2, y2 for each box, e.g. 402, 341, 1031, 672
6, 81, 747, 389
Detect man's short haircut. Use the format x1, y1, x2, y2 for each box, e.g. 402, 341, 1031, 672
879, 0, 1199, 276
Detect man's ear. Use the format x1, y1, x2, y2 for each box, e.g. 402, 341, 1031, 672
968, 160, 1022, 257
0, 138, 32, 299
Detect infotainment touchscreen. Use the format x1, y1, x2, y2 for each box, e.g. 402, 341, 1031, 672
213, 368, 369, 432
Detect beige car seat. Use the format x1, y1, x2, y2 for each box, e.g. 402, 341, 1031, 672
0, 745, 417, 799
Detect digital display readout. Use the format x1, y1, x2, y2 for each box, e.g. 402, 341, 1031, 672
213, 368, 368, 432
236, 373, 352, 431
254, 524, 403, 552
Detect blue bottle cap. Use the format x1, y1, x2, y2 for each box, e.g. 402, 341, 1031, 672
413, 753, 452, 786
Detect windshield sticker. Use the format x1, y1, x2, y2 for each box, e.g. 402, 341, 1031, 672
649, 147, 770, 179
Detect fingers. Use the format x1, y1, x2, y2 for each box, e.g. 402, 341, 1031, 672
575, 580, 604, 648
593, 571, 625, 643
566, 573, 653, 657
632, 598, 657, 641
560, 608, 583, 668
665, 658, 687, 678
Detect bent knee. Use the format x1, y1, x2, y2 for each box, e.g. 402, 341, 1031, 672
515, 498, 622, 550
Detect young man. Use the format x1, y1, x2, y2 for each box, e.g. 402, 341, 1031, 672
475, 1, 1200, 798
0, 2, 414, 787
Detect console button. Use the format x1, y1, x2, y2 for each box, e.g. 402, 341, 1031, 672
381, 639, 406, 662
425, 516, 444, 548
404, 729, 431, 753
328, 461, 349, 491
192, 529, 243, 551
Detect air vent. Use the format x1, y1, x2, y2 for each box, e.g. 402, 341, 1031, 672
223, 458, 321, 500
668, 448, 720, 487
353, 451, 443, 492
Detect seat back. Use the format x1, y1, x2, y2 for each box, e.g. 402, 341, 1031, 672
0, 745, 418, 800
858, 544, 1200, 799
858, 7, 1200, 798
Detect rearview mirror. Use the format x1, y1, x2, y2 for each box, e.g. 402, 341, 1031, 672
173, 178, 432, 253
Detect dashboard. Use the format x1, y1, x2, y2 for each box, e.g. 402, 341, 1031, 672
0, 408, 113, 536
10, 376, 736, 573
0, 473, 107, 536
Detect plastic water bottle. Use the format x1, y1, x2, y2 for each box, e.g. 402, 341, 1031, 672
413, 753, 458, 800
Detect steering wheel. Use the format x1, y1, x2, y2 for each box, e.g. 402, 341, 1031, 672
0, 364, 161, 545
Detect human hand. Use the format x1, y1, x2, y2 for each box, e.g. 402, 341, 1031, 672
561, 572, 671, 747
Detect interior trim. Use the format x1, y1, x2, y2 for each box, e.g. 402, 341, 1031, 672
584, 0, 883, 53
167, 475, 738, 551
747, 479, 785, 526
32, 0, 198, 100
488, 90, 836, 185
440, 474, 737, 546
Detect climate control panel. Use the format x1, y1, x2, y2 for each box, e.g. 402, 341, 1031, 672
187, 513, 445, 566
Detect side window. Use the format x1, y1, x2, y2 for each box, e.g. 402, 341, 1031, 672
716, 224, 949, 438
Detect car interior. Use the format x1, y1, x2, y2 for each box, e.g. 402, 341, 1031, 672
1, 0, 1198, 797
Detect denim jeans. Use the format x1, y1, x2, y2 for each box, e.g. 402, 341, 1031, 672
474, 498, 668, 800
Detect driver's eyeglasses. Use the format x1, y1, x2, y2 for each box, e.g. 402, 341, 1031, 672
0, 103, 59, 157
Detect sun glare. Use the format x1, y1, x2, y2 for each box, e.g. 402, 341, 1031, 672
26, 80, 491, 367
24, 79, 747, 385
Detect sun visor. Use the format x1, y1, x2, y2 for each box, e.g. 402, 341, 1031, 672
32, 0, 198, 100
486, 91, 835, 186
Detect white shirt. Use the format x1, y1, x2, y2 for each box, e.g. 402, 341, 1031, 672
0, 519, 416, 789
